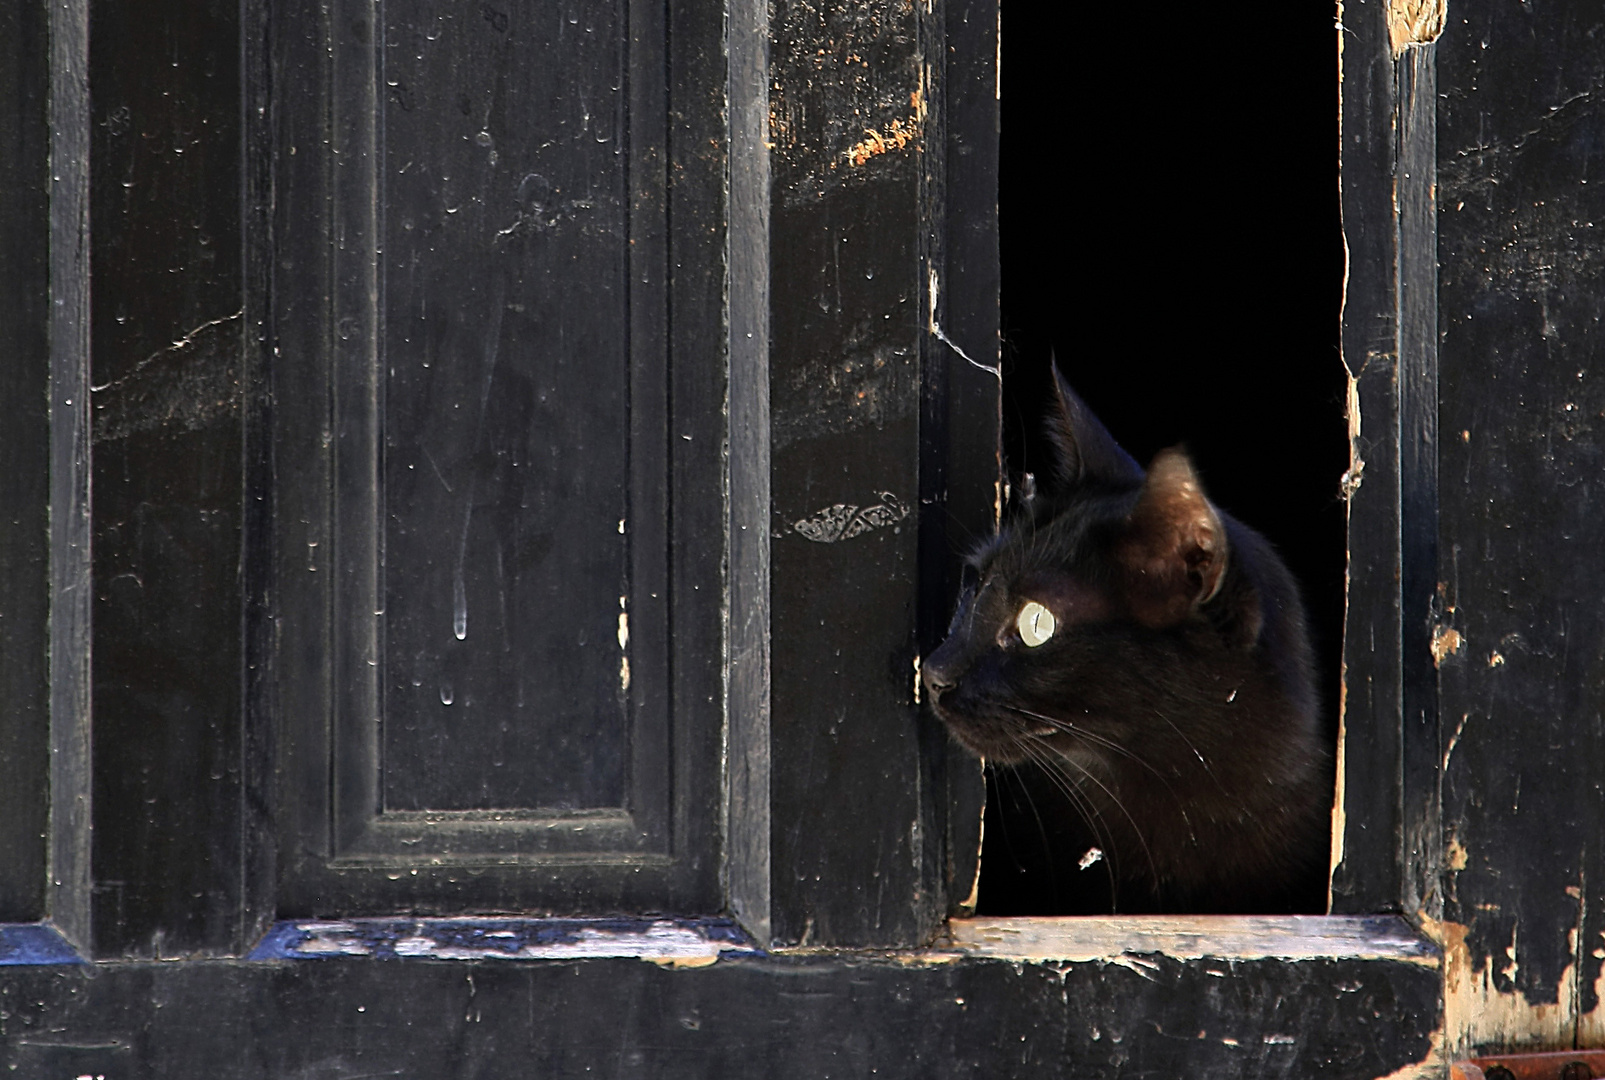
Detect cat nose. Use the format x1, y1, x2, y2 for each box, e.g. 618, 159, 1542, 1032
922, 658, 958, 699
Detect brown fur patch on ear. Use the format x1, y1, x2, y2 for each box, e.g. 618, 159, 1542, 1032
1118, 448, 1227, 627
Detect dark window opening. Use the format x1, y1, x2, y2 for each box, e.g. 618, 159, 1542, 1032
983, 6, 1347, 914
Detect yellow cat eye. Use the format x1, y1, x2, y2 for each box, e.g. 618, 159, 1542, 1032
1016, 601, 1056, 647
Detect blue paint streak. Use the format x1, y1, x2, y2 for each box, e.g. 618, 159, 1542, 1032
247, 916, 763, 962
0, 923, 86, 965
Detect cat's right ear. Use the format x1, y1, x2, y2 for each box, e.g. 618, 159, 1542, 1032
1045, 362, 1144, 492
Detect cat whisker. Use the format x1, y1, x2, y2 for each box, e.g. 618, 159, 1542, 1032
1018, 736, 1161, 895
1000, 737, 1121, 908
989, 755, 1064, 881
1001, 704, 1142, 760
1005, 707, 1201, 847
1154, 709, 1238, 804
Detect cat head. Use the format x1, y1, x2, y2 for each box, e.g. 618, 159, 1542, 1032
923, 368, 1257, 764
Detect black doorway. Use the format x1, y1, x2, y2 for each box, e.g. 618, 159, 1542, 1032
983, 6, 1347, 914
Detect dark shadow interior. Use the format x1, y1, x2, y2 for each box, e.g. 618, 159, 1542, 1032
979, 6, 1347, 914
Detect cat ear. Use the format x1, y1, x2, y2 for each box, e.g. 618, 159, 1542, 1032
1045, 362, 1144, 492
1118, 448, 1228, 625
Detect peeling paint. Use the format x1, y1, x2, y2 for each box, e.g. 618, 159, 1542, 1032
928, 269, 1001, 378
1431, 625, 1464, 666
1419, 911, 1590, 1060
958, 774, 983, 916
949, 915, 1437, 965
249, 917, 760, 966
1339, 367, 1365, 499
1328, 721, 1348, 907
1373, 1031, 1447, 1080
845, 113, 918, 166
1388, 0, 1447, 57
90, 309, 244, 443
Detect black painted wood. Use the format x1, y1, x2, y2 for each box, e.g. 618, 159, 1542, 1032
376, 0, 647, 815
46, 0, 93, 951
0, 0, 1487, 1066
1330, 0, 1408, 918
725, 0, 773, 942
0, 950, 1439, 1079
764, 0, 996, 950
0, 0, 50, 925
1397, 43, 1444, 928
765, 0, 933, 948
86, 0, 247, 957
271, 0, 724, 916
922, 0, 998, 920
1434, 0, 1605, 1049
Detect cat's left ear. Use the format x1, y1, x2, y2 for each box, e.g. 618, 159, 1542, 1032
1118, 448, 1227, 626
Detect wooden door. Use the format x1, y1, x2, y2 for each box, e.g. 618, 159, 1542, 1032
14, 0, 1592, 1074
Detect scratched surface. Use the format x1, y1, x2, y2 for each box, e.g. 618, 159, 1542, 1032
1432, 0, 1605, 1056
378, 0, 632, 811
0, 950, 1437, 1078
264, 0, 723, 915
86, 0, 249, 957
0, 0, 50, 924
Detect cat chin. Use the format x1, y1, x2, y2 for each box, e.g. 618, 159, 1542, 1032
939, 720, 1032, 765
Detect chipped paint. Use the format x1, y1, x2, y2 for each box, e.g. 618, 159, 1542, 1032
0, 923, 87, 965
1388, 0, 1447, 57
958, 776, 983, 916
618, 598, 631, 690
841, 88, 926, 167
1417, 911, 1600, 1060
1329, 665, 1348, 907
1374, 1030, 1448, 1080
1431, 625, 1464, 666
90, 308, 245, 443
1339, 368, 1365, 498
249, 917, 760, 966
845, 116, 917, 166
950, 915, 1438, 965
928, 269, 1002, 378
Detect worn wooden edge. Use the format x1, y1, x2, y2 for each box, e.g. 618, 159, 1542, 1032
241, 915, 1441, 970
0, 923, 87, 966
245, 916, 760, 967
724, 0, 772, 949
45, 0, 93, 952
947, 914, 1440, 965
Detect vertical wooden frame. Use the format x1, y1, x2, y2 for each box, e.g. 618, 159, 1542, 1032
272, 0, 723, 916
759, 0, 996, 948
725, 0, 774, 943
0, 0, 60, 930
1332, 0, 1419, 920
47, 0, 94, 950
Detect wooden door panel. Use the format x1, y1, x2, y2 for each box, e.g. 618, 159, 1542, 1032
272, 0, 711, 916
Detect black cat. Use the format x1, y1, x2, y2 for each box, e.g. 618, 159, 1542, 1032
923, 369, 1332, 914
